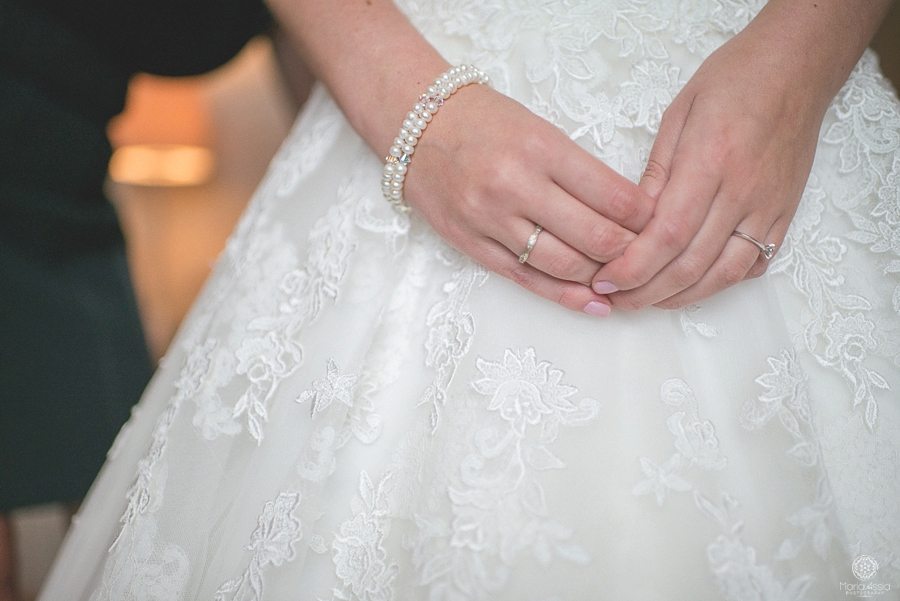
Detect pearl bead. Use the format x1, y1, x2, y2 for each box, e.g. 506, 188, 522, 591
381, 65, 490, 213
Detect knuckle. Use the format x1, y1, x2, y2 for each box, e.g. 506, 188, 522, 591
642, 158, 669, 183
455, 189, 485, 220
520, 130, 550, 161
506, 263, 534, 289
555, 287, 580, 311
480, 156, 521, 198
545, 251, 583, 280
585, 222, 618, 262
720, 261, 748, 287
671, 256, 706, 288
658, 216, 692, 251
606, 183, 640, 224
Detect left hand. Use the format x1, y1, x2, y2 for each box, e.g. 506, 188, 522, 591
590, 22, 833, 310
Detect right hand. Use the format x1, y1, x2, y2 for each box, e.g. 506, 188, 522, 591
403, 84, 656, 316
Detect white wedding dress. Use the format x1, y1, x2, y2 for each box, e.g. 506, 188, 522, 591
39, 1, 900, 600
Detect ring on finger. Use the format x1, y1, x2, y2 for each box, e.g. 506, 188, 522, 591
518, 224, 543, 264
731, 230, 777, 260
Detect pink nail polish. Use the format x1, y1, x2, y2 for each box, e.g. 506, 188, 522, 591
583, 301, 611, 317
592, 281, 618, 294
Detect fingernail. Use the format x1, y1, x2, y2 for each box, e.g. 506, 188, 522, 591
583, 301, 611, 317
592, 281, 618, 294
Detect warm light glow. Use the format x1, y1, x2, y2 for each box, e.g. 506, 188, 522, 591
109, 144, 215, 187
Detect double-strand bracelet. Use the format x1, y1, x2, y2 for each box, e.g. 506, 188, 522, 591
381, 64, 490, 213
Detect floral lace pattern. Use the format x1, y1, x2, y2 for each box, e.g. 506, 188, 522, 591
214, 492, 303, 601
635, 378, 819, 600
39, 2, 900, 601
407, 348, 600, 599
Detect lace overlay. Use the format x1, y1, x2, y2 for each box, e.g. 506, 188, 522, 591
40, 2, 899, 600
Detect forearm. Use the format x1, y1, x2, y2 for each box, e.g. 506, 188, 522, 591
743, 0, 893, 110
265, 0, 449, 153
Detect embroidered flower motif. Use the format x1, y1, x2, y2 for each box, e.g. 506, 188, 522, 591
620, 60, 683, 133
472, 348, 580, 434
634, 379, 726, 507
175, 338, 217, 399
90, 517, 190, 601
668, 412, 727, 470
213, 492, 303, 601
333, 513, 384, 594
875, 156, 900, 225
331, 471, 398, 601
297, 359, 359, 418
824, 312, 877, 362
236, 331, 302, 384
249, 493, 303, 567
742, 350, 807, 427
632, 456, 693, 506
707, 535, 813, 601
408, 348, 599, 598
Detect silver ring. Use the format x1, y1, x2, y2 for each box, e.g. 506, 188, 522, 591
732, 230, 777, 260
518, 224, 543, 264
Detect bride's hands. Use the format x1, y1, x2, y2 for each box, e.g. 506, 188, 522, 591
590, 21, 833, 310
404, 84, 655, 315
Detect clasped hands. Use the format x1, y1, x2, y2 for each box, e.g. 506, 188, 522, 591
404, 34, 824, 316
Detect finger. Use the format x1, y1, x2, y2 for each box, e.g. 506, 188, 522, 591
591, 125, 721, 294
489, 217, 602, 285
522, 182, 638, 264
746, 214, 790, 279
606, 194, 744, 309
653, 221, 769, 309
475, 238, 613, 316
640, 94, 692, 200
549, 141, 655, 233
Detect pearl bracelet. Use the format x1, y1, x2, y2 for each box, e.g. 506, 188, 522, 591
382, 64, 490, 213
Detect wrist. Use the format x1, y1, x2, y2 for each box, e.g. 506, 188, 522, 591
349, 54, 452, 155
742, 0, 892, 112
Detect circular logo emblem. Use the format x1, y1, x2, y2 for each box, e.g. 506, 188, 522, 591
852, 554, 879, 581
